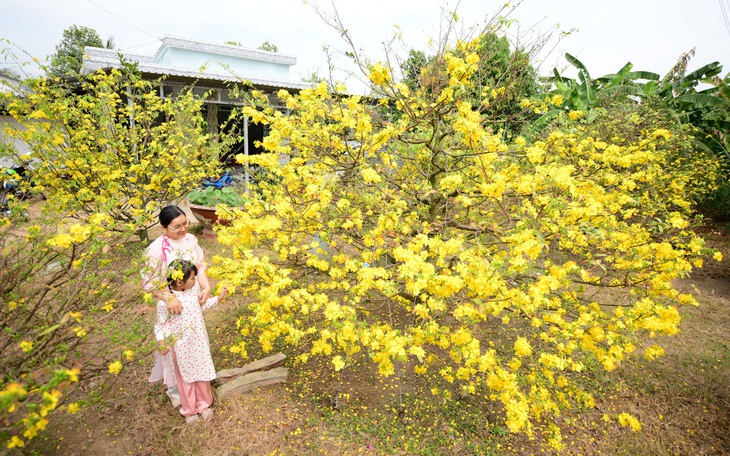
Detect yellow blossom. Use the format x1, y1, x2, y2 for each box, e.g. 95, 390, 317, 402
644, 344, 664, 361
108, 360, 123, 374
7, 435, 24, 448
514, 337, 532, 357
361, 168, 382, 184
332, 355, 345, 371
617, 412, 642, 431
568, 110, 584, 120
368, 63, 390, 86
66, 368, 80, 382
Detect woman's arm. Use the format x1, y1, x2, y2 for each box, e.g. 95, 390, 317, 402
151, 288, 182, 315
197, 269, 212, 305
192, 237, 212, 304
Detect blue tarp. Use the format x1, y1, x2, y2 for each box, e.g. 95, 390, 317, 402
202, 171, 232, 189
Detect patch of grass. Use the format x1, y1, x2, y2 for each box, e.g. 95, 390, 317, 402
280, 351, 510, 455
309, 394, 506, 455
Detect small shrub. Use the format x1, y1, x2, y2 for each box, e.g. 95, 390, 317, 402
187, 186, 247, 207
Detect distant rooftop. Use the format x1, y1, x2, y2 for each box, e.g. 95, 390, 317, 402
83, 36, 309, 91
0, 74, 29, 97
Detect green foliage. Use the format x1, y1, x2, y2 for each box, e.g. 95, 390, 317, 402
543, 54, 661, 113
48, 25, 104, 78
187, 186, 247, 207
699, 180, 730, 223
399, 32, 540, 136
470, 33, 540, 118
655, 54, 730, 220
400, 49, 430, 92
258, 41, 279, 53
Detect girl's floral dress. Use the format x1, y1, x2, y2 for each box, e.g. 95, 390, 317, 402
154, 282, 217, 383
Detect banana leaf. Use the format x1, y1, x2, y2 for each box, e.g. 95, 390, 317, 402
524, 108, 564, 137
565, 53, 591, 81
642, 80, 658, 96
626, 71, 660, 81
672, 62, 723, 94
604, 62, 634, 87
674, 93, 730, 109
600, 85, 644, 98
683, 62, 722, 82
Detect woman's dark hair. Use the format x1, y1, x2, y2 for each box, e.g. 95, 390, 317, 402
159, 206, 186, 228
167, 259, 198, 289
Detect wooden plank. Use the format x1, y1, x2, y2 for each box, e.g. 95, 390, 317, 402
215, 353, 286, 385
216, 367, 288, 400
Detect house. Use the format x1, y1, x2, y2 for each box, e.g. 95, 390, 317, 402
82, 36, 309, 177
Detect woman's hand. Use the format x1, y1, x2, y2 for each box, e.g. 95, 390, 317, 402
198, 285, 212, 306
166, 295, 182, 315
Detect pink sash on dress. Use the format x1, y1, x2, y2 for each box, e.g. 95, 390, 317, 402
160, 235, 173, 264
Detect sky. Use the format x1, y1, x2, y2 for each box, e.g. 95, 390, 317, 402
1, 0, 729, 93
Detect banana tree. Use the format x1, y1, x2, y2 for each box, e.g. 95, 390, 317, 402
530, 54, 659, 132
546, 53, 661, 111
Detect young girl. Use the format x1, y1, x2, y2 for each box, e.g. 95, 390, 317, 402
153, 259, 228, 423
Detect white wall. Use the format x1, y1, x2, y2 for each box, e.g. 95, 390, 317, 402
0, 116, 32, 168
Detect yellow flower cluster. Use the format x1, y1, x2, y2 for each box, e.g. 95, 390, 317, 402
368, 63, 391, 86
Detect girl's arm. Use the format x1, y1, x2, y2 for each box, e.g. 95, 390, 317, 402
201, 287, 229, 312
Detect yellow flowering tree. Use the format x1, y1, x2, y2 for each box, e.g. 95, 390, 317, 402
210, 25, 721, 447
0, 211, 143, 448
0, 65, 230, 238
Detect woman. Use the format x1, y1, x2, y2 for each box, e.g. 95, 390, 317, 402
143, 205, 212, 407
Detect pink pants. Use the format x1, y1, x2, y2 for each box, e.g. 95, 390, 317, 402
171, 350, 213, 417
